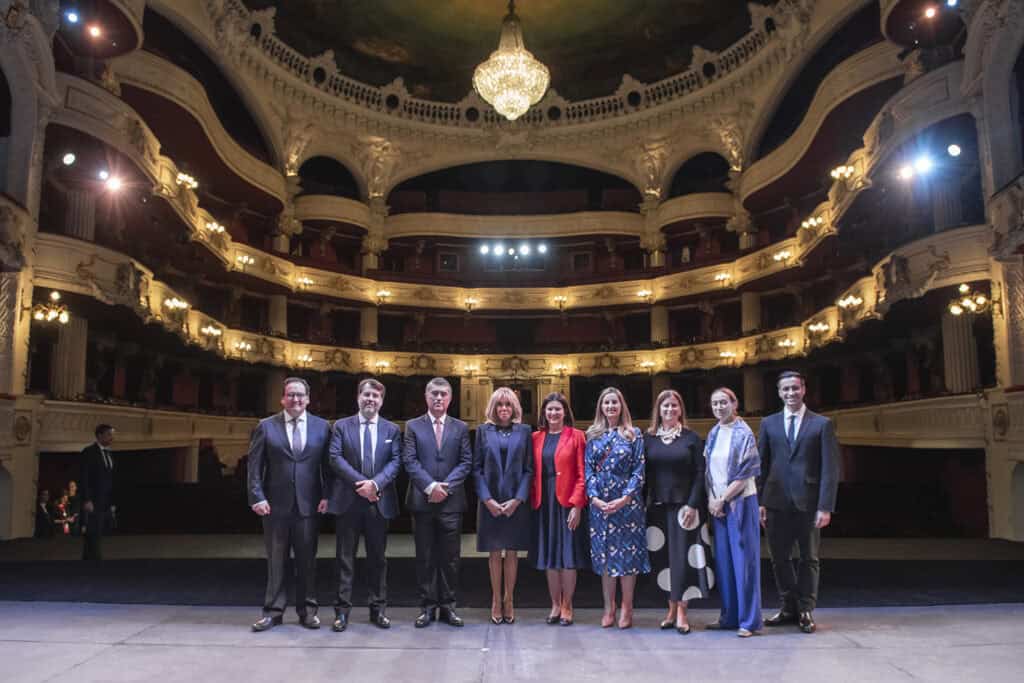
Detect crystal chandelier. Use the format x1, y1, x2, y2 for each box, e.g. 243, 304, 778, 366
472, 1, 550, 121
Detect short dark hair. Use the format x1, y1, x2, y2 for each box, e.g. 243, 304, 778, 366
537, 392, 574, 429
425, 377, 452, 394
282, 377, 311, 396
358, 378, 385, 396
94, 424, 113, 438
776, 370, 805, 387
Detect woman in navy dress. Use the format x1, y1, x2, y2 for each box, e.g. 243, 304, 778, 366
586, 387, 650, 629
530, 392, 589, 626
474, 387, 533, 624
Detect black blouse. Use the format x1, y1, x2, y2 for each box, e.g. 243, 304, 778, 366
643, 429, 705, 508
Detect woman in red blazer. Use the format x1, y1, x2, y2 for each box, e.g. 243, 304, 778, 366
529, 392, 589, 626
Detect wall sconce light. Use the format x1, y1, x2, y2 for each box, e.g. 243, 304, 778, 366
553, 295, 568, 311
637, 289, 653, 304
234, 340, 253, 353
297, 276, 315, 289
807, 322, 830, 334
713, 272, 731, 283
719, 350, 737, 359
948, 283, 990, 316
553, 363, 569, 377
464, 296, 479, 312
31, 290, 70, 324
837, 294, 863, 309
374, 360, 390, 373
830, 165, 855, 181
236, 254, 256, 269
200, 324, 222, 337
463, 364, 479, 377
777, 338, 796, 349
205, 220, 226, 234
376, 289, 392, 306
800, 216, 825, 230
296, 352, 314, 365
639, 359, 656, 374
772, 250, 792, 262
163, 297, 190, 311
175, 172, 199, 190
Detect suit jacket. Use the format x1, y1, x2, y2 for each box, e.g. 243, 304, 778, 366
79, 444, 114, 512
402, 413, 473, 513
247, 411, 330, 518
756, 409, 839, 513
326, 414, 402, 519
530, 427, 587, 509
473, 423, 533, 504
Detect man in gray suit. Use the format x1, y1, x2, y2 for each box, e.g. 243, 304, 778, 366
326, 378, 402, 632
248, 377, 330, 632
403, 377, 473, 628
757, 370, 839, 634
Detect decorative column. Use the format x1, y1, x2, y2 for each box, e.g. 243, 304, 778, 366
743, 367, 765, 414
460, 376, 493, 428
268, 295, 287, 338
652, 373, 671, 406
741, 291, 761, 334
941, 311, 980, 394
991, 258, 1024, 390
175, 444, 199, 484
727, 207, 758, 251
362, 198, 389, 274
64, 189, 96, 241
639, 196, 666, 270
264, 369, 287, 415
360, 306, 379, 346
49, 317, 87, 399
650, 305, 669, 346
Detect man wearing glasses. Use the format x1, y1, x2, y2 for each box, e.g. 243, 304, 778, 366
248, 377, 330, 632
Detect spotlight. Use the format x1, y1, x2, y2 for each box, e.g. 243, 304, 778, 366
98, 169, 109, 180
538, 243, 548, 254
480, 244, 490, 255
947, 144, 961, 158
493, 242, 504, 256
519, 244, 530, 256
87, 24, 101, 38
507, 248, 515, 256
946, 0, 957, 5
914, 155, 933, 174
898, 165, 914, 181
104, 176, 123, 192
65, 11, 79, 24
62, 153, 76, 166
924, 7, 937, 19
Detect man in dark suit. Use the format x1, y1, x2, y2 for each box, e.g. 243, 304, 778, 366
757, 370, 840, 634
248, 377, 330, 632
403, 377, 473, 628
80, 424, 116, 560
326, 378, 402, 632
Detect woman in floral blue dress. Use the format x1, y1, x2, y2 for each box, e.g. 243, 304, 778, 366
586, 387, 651, 629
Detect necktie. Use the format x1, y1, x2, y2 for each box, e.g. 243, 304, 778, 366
291, 417, 303, 454
787, 414, 796, 448
102, 449, 112, 470
362, 421, 374, 477
434, 418, 443, 449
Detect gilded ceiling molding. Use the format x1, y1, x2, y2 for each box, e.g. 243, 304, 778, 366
32, 225, 992, 379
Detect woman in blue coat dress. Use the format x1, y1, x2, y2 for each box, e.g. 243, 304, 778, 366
586, 387, 650, 629
474, 387, 533, 624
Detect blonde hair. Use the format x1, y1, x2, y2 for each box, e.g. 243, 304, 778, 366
484, 386, 523, 425
586, 387, 636, 442
648, 389, 688, 435
710, 386, 740, 413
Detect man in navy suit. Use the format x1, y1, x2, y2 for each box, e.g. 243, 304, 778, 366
326, 378, 402, 632
248, 377, 330, 632
80, 424, 116, 560
757, 370, 839, 634
403, 377, 473, 628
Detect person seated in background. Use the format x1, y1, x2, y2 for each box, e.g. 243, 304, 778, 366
53, 491, 74, 535
34, 490, 54, 539
67, 480, 82, 535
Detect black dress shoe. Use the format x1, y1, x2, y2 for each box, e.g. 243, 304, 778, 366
798, 611, 816, 634
299, 614, 321, 630
414, 609, 435, 628
370, 612, 391, 629
251, 615, 282, 632
545, 614, 560, 625
559, 617, 574, 626
765, 610, 798, 626
332, 613, 348, 632
439, 608, 464, 627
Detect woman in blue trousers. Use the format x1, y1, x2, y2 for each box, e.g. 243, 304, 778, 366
704, 387, 763, 637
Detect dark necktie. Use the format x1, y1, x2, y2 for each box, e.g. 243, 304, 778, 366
291, 417, 303, 454
362, 421, 374, 477
787, 414, 796, 448
102, 449, 112, 470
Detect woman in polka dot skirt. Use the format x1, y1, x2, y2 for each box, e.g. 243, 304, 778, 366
643, 389, 711, 635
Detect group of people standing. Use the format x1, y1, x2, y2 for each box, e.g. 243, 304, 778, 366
246, 371, 838, 638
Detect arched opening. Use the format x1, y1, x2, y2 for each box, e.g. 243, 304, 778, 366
667, 153, 730, 198
297, 156, 361, 199
390, 160, 641, 215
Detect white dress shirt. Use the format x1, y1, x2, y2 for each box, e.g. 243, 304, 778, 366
783, 403, 807, 443
359, 416, 378, 472
284, 410, 308, 452
425, 413, 447, 495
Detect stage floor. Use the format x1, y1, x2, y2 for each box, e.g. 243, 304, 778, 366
2, 602, 1022, 682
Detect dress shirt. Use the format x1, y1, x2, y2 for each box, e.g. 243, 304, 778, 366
424, 413, 447, 495
783, 403, 807, 443
284, 410, 308, 452
95, 442, 113, 469
359, 416, 380, 491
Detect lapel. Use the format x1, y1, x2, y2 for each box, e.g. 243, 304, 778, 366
791, 410, 812, 459
503, 426, 522, 475
373, 419, 390, 473
437, 414, 454, 457
346, 417, 362, 468
274, 413, 295, 460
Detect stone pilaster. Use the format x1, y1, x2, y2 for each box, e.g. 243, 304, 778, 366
741, 291, 761, 334
650, 305, 669, 346
264, 369, 287, 415
268, 295, 287, 338
360, 306, 379, 346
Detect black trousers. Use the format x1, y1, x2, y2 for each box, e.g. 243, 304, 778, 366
261, 512, 319, 617
766, 506, 821, 613
81, 509, 111, 561
412, 509, 462, 610
334, 501, 389, 615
